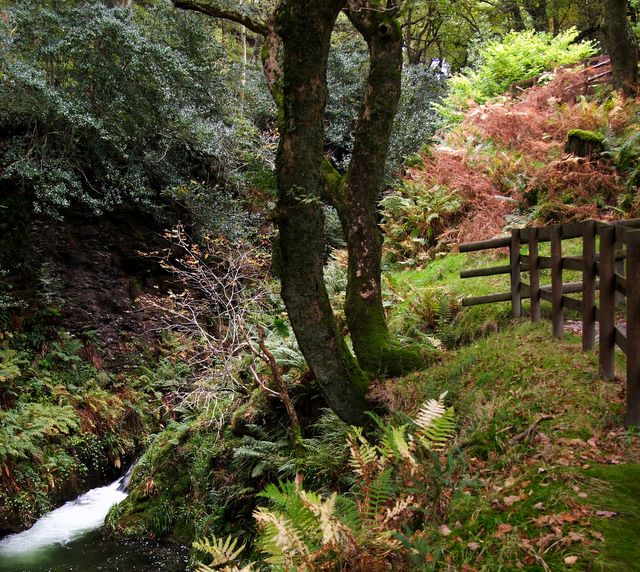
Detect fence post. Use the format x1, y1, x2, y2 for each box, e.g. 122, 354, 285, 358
626, 229, 640, 427
599, 224, 616, 380
528, 228, 540, 322
551, 225, 563, 338
582, 221, 596, 351
510, 229, 522, 318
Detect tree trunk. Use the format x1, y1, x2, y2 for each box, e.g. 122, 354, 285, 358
522, 0, 548, 31
502, 0, 525, 31
335, 1, 429, 376
602, 0, 638, 95
275, 0, 370, 424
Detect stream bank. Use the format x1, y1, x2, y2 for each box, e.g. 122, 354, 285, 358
0, 472, 189, 572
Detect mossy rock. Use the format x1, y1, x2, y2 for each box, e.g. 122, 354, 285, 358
565, 129, 605, 157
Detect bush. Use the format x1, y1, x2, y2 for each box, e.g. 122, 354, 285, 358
325, 38, 445, 176
0, 0, 239, 217
380, 183, 462, 265
193, 394, 458, 570
438, 28, 597, 118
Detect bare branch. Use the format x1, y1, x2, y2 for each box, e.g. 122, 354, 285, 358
172, 0, 270, 36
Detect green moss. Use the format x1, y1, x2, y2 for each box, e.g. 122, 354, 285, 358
584, 464, 640, 571
322, 158, 344, 201
566, 129, 605, 144
357, 335, 435, 377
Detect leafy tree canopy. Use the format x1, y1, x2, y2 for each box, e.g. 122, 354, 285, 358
0, 0, 241, 217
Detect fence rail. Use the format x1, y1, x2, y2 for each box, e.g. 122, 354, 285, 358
459, 219, 640, 427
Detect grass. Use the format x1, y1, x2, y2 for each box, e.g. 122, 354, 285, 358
383, 241, 589, 350
586, 463, 640, 571
375, 320, 639, 571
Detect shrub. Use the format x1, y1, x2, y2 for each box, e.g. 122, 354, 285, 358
380, 182, 462, 265
438, 28, 597, 118
0, 1, 238, 217
194, 394, 458, 570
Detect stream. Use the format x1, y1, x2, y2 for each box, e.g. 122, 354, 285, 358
0, 472, 190, 572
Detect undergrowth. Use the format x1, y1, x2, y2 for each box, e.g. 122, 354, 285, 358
375, 322, 638, 571
0, 330, 181, 531
382, 65, 640, 268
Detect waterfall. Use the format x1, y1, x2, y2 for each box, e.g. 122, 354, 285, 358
0, 471, 130, 555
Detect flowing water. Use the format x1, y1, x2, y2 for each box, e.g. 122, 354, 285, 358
0, 473, 189, 572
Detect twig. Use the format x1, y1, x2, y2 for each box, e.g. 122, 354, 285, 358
508, 415, 554, 445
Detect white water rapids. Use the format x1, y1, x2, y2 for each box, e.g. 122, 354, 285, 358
0, 474, 128, 556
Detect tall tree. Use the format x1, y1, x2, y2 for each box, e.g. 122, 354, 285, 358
173, 0, 428, 422
602, 0, 638, 95
325, 0, 427, 375
174, 0, 375, 423
274, 0, 372, 423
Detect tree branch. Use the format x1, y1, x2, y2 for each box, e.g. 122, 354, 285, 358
172, 0, 270, 36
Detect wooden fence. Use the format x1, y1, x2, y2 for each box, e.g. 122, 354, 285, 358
459, 219, 640, 427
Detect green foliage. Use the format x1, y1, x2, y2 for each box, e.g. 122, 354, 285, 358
325, 35, 368, 171
380, 183, 461, 265
325, 35, 445, 175
387, 64, 446, 173
605, 127, 640, 206
194, 395, 458, 570
0, 330, 166, 529
0, 0, 241, 217
439, 28, 596, 118
0, 403, 78, 464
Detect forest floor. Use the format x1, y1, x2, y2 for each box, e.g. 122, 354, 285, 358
379, 244, 640, 571
407, 324, 639, 570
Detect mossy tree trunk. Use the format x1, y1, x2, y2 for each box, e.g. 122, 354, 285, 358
324, 1, 428, 376
273, 0, 370, 424
172, 0, 425, 414
602, 0, 638, 95
173, 0, 371, 424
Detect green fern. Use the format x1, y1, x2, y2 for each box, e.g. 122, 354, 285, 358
193, 396, 458, 571
193, 534, 251, 572
362, 466, 396, 524
414, 391, 456, 451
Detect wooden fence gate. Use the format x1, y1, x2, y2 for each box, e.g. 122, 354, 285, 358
459, 219, 640, 427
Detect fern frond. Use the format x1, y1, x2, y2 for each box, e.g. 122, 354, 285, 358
413, 392, 456, 451
379, 424, 415, 465
414, 391, 448, 431
348, 427, 381, 479
257, 481, 317, 540
253, 507, 310, 566
192, 534, 250, 571
381, 495, 414, 526
362, 466, 396, 524
299, 490, 344, 546
416, 411, 456, 451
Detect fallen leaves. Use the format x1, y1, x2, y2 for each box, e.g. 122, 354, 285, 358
493, 523, 513, 538
503, 494, 523, 507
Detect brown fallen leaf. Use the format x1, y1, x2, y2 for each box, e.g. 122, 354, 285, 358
494, 523, 513, 538
564, 555, 579, 565
439, 524, 452, 536
467, 541, 481, 551
567, 532, 586, 542
504, 495, 522, 507
595, 510, 617, 518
